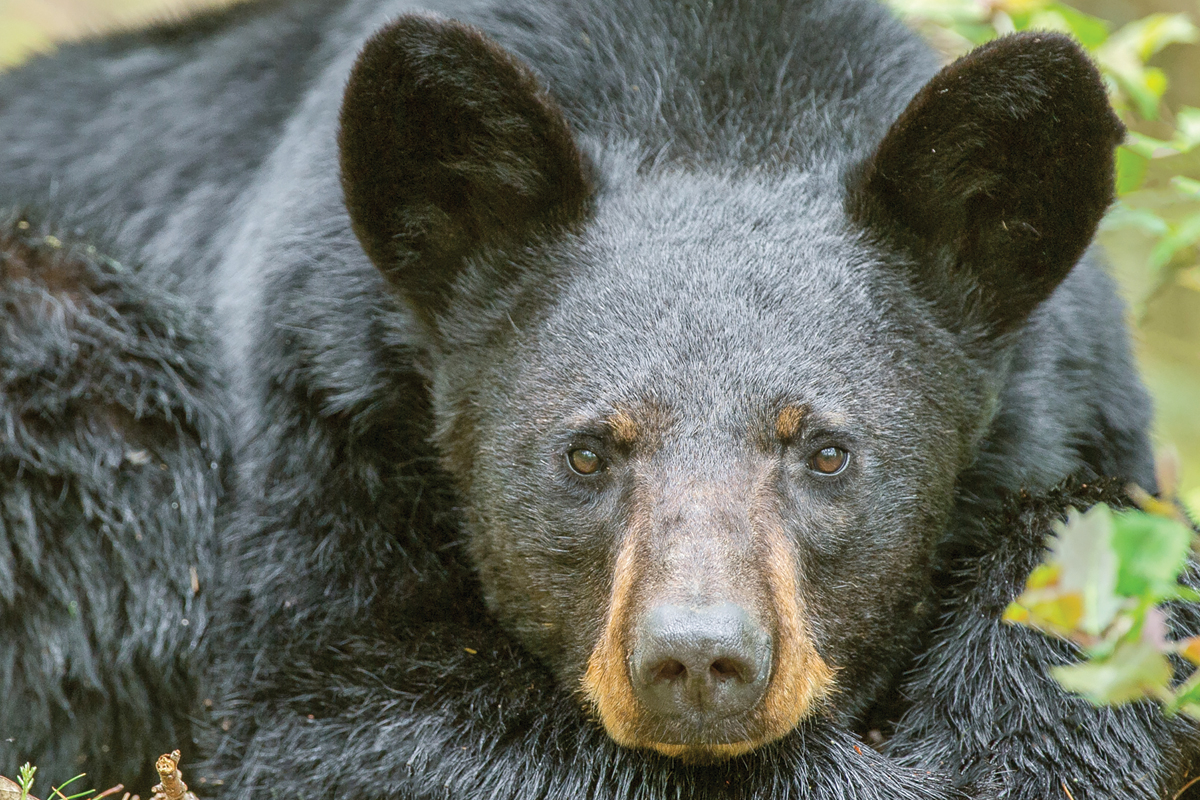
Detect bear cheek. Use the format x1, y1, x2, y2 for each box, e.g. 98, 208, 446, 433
579, 480, 837, 761
464, 484, 616, 677
795, 501, 946, 712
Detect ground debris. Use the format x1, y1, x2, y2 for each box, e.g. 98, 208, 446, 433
0, 775, 39, 800
150, 752, 195, 800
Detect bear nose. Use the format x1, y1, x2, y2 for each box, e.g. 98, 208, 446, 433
631, 603, 772, 722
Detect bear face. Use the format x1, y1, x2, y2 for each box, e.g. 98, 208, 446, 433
339, 16, 1123, 762
428, 172, 982, 758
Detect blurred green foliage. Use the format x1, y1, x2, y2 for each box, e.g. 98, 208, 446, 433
1003, 471, 1200, 716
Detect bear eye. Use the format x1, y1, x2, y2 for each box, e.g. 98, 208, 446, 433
567, 448, 603, 476
808, 446, 849, 475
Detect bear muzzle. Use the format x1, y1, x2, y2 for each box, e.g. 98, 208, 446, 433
580, 483, 837, 761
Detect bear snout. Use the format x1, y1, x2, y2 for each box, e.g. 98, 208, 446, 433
580, 472, 836, 761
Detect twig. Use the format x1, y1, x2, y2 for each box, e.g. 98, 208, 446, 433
1173, 773, 1200, 800
150, 753, 194, 800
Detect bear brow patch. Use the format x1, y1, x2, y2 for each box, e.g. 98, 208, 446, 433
595, 403, 675, 448
606, 410, 639, 444
775, 405, 807, 441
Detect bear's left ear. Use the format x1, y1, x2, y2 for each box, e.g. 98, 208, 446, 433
339, 15, 590, 330
850, 32, 1124, 335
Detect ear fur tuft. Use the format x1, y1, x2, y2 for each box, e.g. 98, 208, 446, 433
339, 15, 591, 327
852, 32, 1124, 334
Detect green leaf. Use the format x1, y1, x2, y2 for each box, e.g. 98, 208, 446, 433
1145, 67, 1169, 103
1051, 638, 1173, 705
1172, 176, 1200, 198
1123, 131, 1176, 159
1185, 488, 1200, 524
1169, 671, 1200, 709
1112, 13, 1198, 61
1113, 64, 1167, 120
1052, 505, 1122, 635
1097, 14, 1198, 120
1149, 212, 1200, 271
1103, 203, 1170, 234
1174, 107, 1200, 152
1111, 510, 1194, 601
1002, 601, 1031, 624
1036, 4, 1111, 49
1009, 592, 1086, 631
1116, 147, 1151, 195
1027, 561, 1061, 589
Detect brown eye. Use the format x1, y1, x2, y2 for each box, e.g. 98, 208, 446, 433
808, 446, 849, 475
568, 448, 603, 476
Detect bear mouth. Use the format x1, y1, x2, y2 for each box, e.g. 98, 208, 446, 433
628, 712, 776, 762
639, 737, 767, 764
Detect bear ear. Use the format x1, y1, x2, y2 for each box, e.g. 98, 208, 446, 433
851, 32, 1124, 335
339, 15, 590, 329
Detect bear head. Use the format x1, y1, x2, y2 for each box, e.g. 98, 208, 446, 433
338, 16, 1122, 761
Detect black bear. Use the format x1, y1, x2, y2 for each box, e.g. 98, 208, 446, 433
1, 0, 1198, 797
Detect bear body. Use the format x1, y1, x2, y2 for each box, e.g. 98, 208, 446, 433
1, 0, 1197, 797
0, 211, 226, 789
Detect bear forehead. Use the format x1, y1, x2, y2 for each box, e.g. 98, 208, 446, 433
444, 168, 968, 434
556, 171, 891, 331
519, 181, 927, 394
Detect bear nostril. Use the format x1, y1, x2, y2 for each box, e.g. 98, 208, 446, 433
648, 655, 750, 685
709, 657, 744, 682
653, 659, 687, 683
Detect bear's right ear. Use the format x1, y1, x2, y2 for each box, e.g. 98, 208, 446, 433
850, 33, 1124, 336
339, 16, 590, 330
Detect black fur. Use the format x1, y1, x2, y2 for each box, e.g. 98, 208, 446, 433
0, 0, 1195, 797
339, 15, 591, 328
0, 211, 227, 789
889, 479, 1200, 799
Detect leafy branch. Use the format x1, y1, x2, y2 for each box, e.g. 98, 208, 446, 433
1002, 472, 1200, 713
